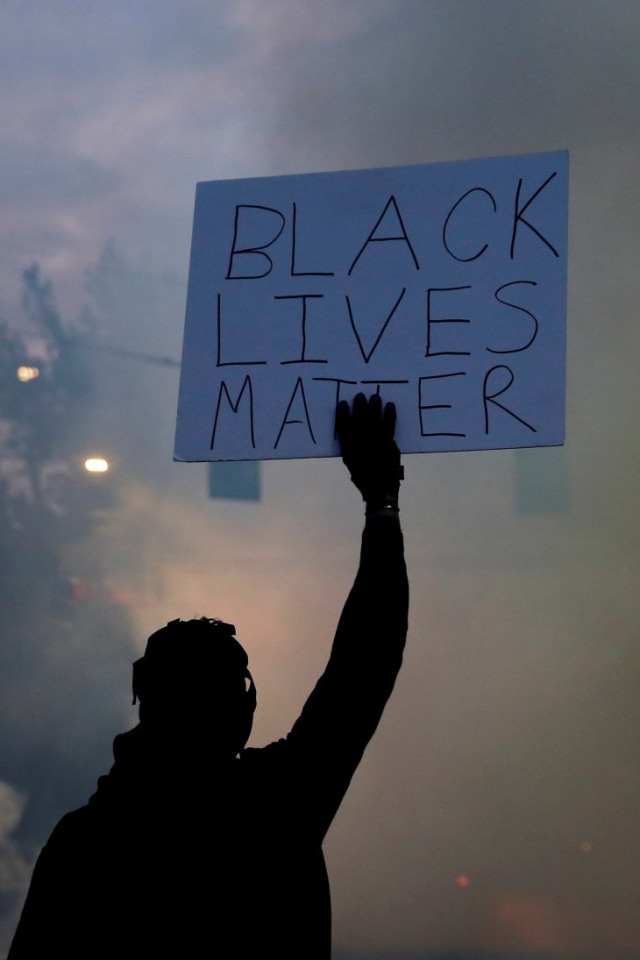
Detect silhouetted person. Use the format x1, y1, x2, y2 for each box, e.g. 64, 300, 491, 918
8, 393, 409, 959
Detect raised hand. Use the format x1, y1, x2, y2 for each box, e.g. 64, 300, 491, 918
335, 392, 403, 514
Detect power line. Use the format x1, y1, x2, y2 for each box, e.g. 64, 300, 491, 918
76, 338, 180, 368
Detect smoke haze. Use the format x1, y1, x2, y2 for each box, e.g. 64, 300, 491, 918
1, 2, 640, 957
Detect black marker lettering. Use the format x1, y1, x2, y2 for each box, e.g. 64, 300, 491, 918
226, 205, 286, 279
418, 373, 467, 438
426, 287, 472, 357
216, 294, 267, 367
360, 379, 410, 396
210, 375, 255, 450
348, 195, 420, 275
482, 365, 536, 434
274, 377, 317, 449
313, 377, 358, 438
290, 202, 334, 277
487, 281, 539, 355
275, 294, 328, 365
510, 172, 560, 259
312, 377, 358, 395
442, 187, 497, 262
346, 288, 406, 363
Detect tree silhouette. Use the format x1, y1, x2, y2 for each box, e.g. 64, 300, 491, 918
0, 265, 135, 874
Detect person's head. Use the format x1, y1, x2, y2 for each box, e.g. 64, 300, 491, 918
132, 618, 256, 754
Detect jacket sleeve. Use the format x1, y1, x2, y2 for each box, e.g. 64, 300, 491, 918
285, 513, 409, 839
7, 813, 80, 960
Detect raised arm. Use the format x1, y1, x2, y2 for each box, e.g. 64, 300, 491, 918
285, 394, 409, 837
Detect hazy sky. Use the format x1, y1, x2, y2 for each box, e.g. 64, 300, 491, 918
2, 3, 640, 957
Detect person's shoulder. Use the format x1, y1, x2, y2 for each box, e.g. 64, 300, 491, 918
240, 739, 289, 769
45, 803, 95, 850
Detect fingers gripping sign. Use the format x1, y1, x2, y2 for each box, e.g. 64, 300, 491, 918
336, 393, 404, 516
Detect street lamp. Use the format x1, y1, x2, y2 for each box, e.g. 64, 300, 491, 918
83, 457, 110, 473
16, 365, 40, 382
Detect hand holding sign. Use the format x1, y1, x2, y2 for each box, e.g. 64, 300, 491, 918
336, 393, 403, 515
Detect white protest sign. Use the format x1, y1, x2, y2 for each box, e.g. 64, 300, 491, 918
175, 151, 568, 461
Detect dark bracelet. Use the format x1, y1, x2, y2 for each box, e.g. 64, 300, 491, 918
365, 496, 399, 517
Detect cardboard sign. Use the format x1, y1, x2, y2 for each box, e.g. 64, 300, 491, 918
175, 151, 568, 461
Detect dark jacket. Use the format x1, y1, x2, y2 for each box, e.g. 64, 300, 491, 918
9, 516, 408, 959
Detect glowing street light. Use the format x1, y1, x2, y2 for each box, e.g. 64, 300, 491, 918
16, 365, 40, 382
84, 457, 110, 473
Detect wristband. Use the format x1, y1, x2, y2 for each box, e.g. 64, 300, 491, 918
365, 496, 399, 517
